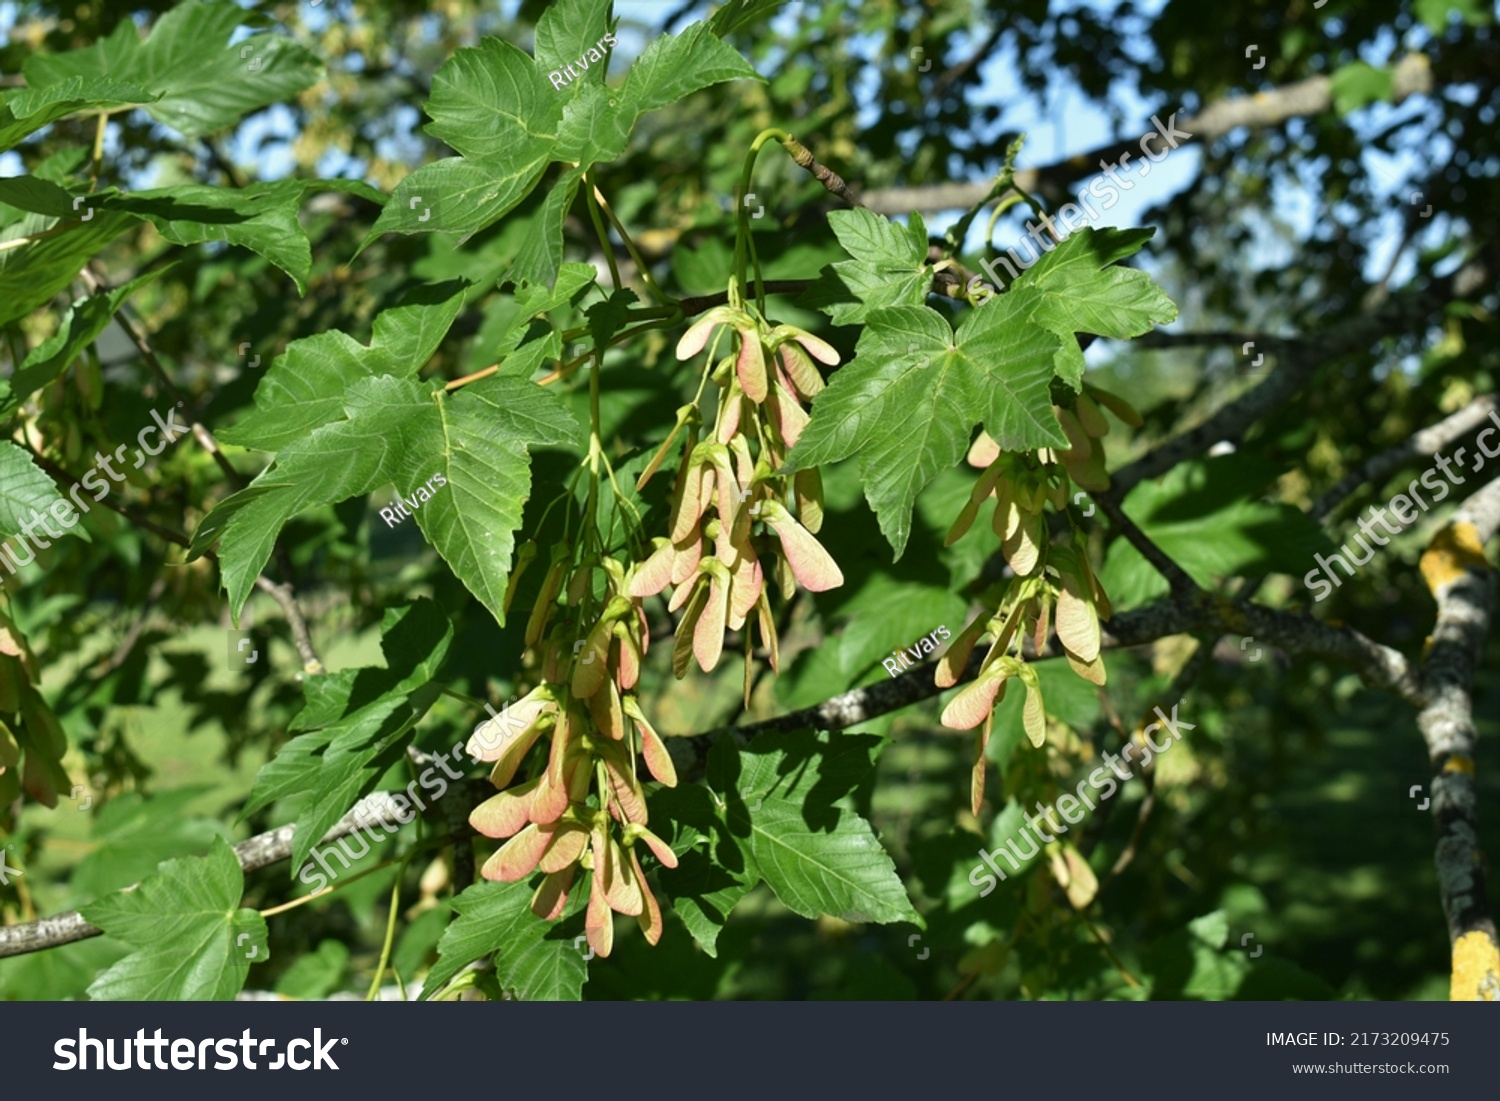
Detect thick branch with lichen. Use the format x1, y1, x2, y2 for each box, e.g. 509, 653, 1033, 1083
1415, 478, 1500, 1000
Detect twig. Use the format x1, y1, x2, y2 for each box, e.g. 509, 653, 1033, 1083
0, 790, 474, 959
0, 223, 74, 253
79, 266, 246, 488
1097, 636, 1216, 888
201, 137, 247, 190
77, 264, 322, 669
780, 136, 863, 207
933, 24, 1005, 97
1094, 492, 1197, 597
1313, 395, 1499, 520
1132, 330, 1265, 350
681, 581, 1422, 756
29, 453, 194, 550
31, 452, 325, 675
95, 576, 169, 676
0, 570, 1442, 962
862, 53, 1435, 215
254, 577, 326, 676
1111, 260, 1489, 497
1077, 908, 1141, 988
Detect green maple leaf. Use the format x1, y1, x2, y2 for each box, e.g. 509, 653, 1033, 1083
0, 442, 71, 541
658, 732, 921, 954
0, 267, 170, 417
733, 797, 921, 924
728, 731, 919, 926
618, 20, 761, 117
547, 5, 760, 171
421, 881, 587, 1002
290, 600, 454, 732
801, 208, 932, 325
0, 176, 374, 302
81, 837, 267, 1001
533, 0, 614, 78
367, 0, 757, 266
554, 83, 634, 166
785, 296, 1064, 558
653, 782, 760, 957
1008, 227, 1177, 388
0, 210, 132, 327
107, 181, 338, 295
220, 281, 471, 451
22, 1, 321, 140
506, 167, 587, 287
497, 262, 600, 360
192, 374, 581, 626
369, 37, 562, 242
0, 77, 158, 154
242, 601, 454, 876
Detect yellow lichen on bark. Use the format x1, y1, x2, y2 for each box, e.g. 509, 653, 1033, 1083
1450, 930, 1500, 1001
1442, 754, 1476, 777
1419, 522, 1489, 596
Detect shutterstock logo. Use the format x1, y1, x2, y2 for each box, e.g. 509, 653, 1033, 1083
53, 1028, 345, 1071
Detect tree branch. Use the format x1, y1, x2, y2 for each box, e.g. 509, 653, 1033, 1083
0, 570, 1433, 962
29, 451, 326, 676
253, 577, 326, 677
1093, 492, 1197, 597
863, 53, 1435, 215
1111, 260, 1490, 496
781, 135, 862, 207
77, 264, 325, 673
1313, 395, 1499, 521
1415, 476, 1500, 999
933, 24, 1006, 97
30, 453, 194, 550
1132, 330, 1265, 350
0, 787, 480, 959
684, 579, 1426, 753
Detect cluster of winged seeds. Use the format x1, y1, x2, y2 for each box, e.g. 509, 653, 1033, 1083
934, 383, 1142, 815
467, 302, 847, 957
466, 553, 679, 958
630, 304, 845, 694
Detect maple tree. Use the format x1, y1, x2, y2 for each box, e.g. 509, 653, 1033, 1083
1, 0, 1497, 1003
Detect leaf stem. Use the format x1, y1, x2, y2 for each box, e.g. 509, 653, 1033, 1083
733, 128, 792, 298
536, 477, 580, 547
946, 135, 1026, 257
983, 193, 1025, 252
590, 178, 673, 305
90, 112, 108, 188
0, 222, 73, 254
691, 323, 729, 412
451, 313, 684, 393
1076, 905, 1141, 988
598, 447, 646, 557
583, 170, 623, 291
365, 863, 407, 1001
438, 684, 487, 709
581, 341, 606, 580
258, 857, 402, 918
1007, 182, 1055, 239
